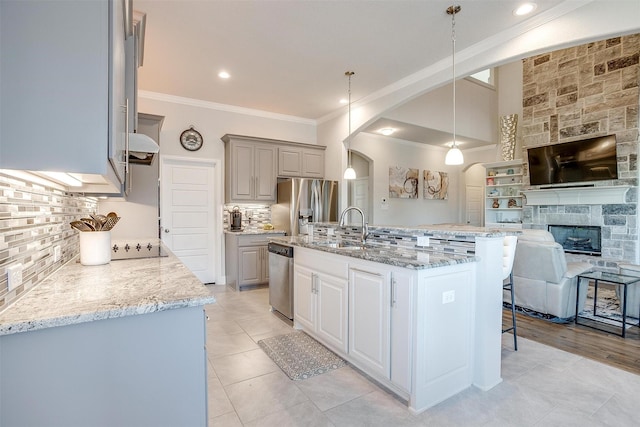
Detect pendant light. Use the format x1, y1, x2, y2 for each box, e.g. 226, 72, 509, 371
343, 71, 357, 180
444, 5, 464, 166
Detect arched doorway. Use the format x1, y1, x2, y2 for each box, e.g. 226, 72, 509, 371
346, 151, 373, 225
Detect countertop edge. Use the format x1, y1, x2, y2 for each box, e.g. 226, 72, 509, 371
0, 296, 216, 336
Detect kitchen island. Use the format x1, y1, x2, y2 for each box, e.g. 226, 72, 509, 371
0, 247, 215, 427
271, 224, 508, 414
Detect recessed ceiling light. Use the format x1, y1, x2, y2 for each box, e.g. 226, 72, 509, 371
218, 71, 230, 79
339, 98, 348, 104
379, 128, 396, 136
513, 2, 537, 16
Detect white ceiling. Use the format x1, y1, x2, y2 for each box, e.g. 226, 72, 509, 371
135, 0, 562, 120
134, 0, 639, 148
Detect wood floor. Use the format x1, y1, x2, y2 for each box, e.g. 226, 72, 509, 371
503, 309, 640, 376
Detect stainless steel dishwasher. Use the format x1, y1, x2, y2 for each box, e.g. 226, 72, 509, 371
268, 242, 294, 320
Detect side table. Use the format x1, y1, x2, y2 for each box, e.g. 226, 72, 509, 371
576, 271, 640, 338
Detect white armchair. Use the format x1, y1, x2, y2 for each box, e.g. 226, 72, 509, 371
507, 230, 593, 319
617, 264, 640, 318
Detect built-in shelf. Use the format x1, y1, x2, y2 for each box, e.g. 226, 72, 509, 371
522, 186, 631, 205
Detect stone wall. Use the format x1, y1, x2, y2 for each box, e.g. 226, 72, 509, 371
521, 33, 640, 267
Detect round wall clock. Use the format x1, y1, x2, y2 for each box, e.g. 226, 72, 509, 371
180, 126, 203, 151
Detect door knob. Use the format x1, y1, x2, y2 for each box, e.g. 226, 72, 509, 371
164, 228, 170, 233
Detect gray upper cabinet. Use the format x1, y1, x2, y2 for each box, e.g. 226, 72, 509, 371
0, 0, 130, 192
278, 146, 325, 178
301, 148, 325, 178
223, 134, 326, 203
223, 136, 277, 203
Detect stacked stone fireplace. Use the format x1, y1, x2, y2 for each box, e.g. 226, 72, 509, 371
548, 224, 602, 256
520, 34, 639, 270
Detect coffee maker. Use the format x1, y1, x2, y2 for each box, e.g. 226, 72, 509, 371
229, 206, 243, 231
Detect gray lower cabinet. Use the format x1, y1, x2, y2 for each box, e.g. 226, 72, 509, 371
226, 232, 285, 290
0, 307, 207, 427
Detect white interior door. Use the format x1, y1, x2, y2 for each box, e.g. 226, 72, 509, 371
348, 177, 369, 224
161, 156, 218, 283
465, 185, 483, 226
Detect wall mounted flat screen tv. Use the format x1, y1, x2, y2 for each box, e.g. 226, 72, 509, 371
526, 134, 618, 186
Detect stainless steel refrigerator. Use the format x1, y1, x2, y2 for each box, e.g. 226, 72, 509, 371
271, 179, 339, 236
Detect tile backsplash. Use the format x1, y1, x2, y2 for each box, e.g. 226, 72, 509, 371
222, 204, 271, 231
0, 171, 97, 310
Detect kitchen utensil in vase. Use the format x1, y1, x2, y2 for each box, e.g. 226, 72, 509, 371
70, 220, 93, 232
101, 216, 120, 231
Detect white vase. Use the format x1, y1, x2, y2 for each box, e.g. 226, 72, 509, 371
79, 231, 112, 266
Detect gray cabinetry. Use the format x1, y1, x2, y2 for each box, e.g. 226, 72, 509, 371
225, 232, 284, 290
0, 307, 207, 426
0, 0, 131, 192
223, 136, 277, 203
278, 146, 325, 178
223, 135, 326, 202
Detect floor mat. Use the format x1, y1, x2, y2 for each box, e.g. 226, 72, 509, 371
258, 330, 346, 380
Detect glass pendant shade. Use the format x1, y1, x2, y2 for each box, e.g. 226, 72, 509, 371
343, 165, 356, 180
445, 145, 464, 165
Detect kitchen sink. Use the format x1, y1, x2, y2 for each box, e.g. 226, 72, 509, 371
312, 240, 381, 252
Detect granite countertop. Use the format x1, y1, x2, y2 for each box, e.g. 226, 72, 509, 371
223, 229, 286, 235
0, 247, 215, 336
270, 236, 478, 270
312, 222, 517, 237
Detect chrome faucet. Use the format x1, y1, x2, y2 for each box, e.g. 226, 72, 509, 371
339, 207, 369, 245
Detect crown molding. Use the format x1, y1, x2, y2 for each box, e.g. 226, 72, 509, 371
138, 90, 317, 126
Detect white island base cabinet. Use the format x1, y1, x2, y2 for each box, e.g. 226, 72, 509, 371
0, 307, 207, 427
293, 247, 476, 414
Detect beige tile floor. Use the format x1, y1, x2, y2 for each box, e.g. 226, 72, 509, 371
205, 285, 640, 426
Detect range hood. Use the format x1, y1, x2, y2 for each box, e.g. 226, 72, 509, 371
129, 132, 159, 165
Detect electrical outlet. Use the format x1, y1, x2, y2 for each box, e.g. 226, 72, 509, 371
417, 236, 430, 247
54, 245, 62, 262
442, 290, 455, 304
7, 264, 23, 292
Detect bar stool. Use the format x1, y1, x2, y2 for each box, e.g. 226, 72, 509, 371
502, 236, 518, 350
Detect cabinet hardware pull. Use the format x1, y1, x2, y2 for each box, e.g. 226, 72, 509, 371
311, 273, 317, 293
391, 274, 397, 307
350, 267, 382, 277
124, 99, 130, 174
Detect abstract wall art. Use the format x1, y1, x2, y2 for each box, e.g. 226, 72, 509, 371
423, 170, 448, 200
389, 166, 419, 199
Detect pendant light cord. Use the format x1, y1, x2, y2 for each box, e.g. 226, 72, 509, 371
451, 7, 457, 149
346, 71, 354, 167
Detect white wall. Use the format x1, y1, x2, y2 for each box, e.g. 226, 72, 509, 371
325, 76, 500, 226
104, 93, 317, 284
386, 79, 498, 144
496, 61, 524, 160
351, 133, 463, 226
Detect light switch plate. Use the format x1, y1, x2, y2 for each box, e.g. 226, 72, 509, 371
7, 264, 23, 292
442, 290, 455, 304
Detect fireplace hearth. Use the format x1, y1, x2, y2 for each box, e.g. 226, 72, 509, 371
548, 225, 602, 256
